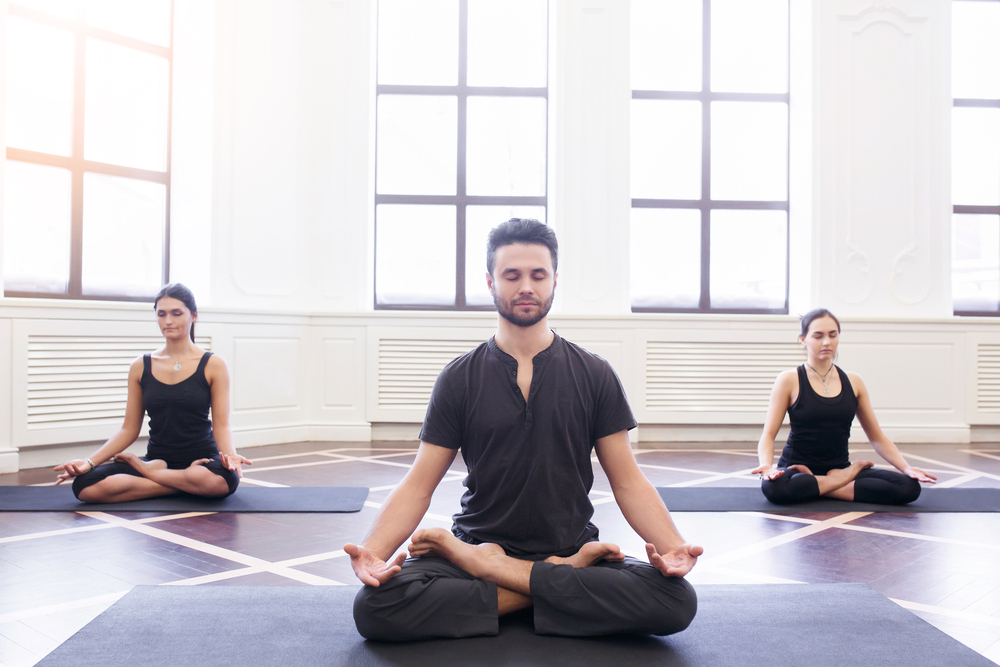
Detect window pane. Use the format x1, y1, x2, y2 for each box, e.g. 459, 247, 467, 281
376, 205, 456, 305
952, 1, 1000, 99
85, 39, 169, 171
466, 96, 546, 196
630, 208, 701, 309
953, 214, 1000, 312
711, 0, 787, 94
631, 99, 701, 199
86, 0, 171, 47
378, 0, 458, 85
711, 101, 787, 201
467, 0, 546, 87
953, 107, 1000, 206
630, 0, 701, 91
377, 95, 457, 195
9, 0, 78, 19
710, 210, 786, 309
465, 205, 546, 306
5, 17, 75, 156
81, 173, 165, 296
3, 160, 71, 293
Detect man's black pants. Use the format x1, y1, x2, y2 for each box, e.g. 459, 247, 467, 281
353, 555, 697, 641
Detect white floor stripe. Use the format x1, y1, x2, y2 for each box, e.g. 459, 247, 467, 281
963, 450, 1000, 463
732, 512, 819, 525
933, 473, 983, 489
891, 598, 1000, 628
0, 591, 128, 624
234, 476, 289, 488
700, 512, 871, 567
636, 462, 731, 476
833, 522, 1000, 551
896, 452, 1000, 483
695, 565, 805, 584
77, 511, 342, 586
666, 469, 759, 487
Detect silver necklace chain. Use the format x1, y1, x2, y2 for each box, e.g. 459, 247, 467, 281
806, 362, 834, 394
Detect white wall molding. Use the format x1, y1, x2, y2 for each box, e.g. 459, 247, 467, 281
2, 303, 1000, 469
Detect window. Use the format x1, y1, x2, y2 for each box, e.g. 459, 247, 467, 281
374, 0, 548, 309
4, 0, 172, 300
629, 0, 789, 313
952, 0, 1000, 315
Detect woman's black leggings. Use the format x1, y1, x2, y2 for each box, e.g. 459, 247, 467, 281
761, 466, 921, 505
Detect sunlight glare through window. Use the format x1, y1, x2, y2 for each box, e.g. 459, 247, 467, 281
952, 214, 1000, 312
467, 0, 546, 87
2, 160, 72, 293
630, 209, 701, 309
376, 205, 457, 305
710, 210, 786, 309
631, 99, 701, 200
81, 173, 165, 296
466, 97, 546, 196
711, 0, 787, 93
953, 107, 1000, 206
5, 17, 75, 156
377, 95, 458, 195
952, 1, 1000, 100
630, 0, 701, 92
378, 0, 457, 85
711, 101, 787, 201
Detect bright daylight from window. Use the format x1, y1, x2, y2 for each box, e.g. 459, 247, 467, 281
4, 0, 171, 299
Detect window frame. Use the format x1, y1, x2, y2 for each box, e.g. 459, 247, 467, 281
373, 0, 549, 311
630, 0, 790, 315
4, 1, 173, 302
952, 0, 1000, 317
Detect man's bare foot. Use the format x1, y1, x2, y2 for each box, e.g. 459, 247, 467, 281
408, 528, 505, 578
545, 542, 624, 568
113, 453, 167, 478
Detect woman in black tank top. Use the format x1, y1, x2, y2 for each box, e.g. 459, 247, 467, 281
54, 284, 252, 503
750, 309, 935, 505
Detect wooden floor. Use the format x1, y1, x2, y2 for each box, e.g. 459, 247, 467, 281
2, 441, 1000, 666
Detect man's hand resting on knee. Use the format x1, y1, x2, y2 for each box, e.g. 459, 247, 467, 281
344, 543, 406, 587
646, 542, 703, 578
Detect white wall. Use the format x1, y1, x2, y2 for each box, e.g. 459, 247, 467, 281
2, 0, 999, 473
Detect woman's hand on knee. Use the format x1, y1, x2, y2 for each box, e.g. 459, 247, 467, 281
220, 453, 252, 478
752, 465, 785, 481
903, 466, 936, 483
54, 459, 92, 485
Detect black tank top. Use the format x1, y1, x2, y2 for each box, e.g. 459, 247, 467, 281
140, 352, 218, 462
777, 365, 857, 474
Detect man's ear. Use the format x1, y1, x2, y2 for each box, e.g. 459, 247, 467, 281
486, 272, 494, 295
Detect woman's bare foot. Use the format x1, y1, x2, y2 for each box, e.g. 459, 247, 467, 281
546, 542, 624, 568
408, 528, 505, 578
113, 453, 167, 478
828, 460, 873, 483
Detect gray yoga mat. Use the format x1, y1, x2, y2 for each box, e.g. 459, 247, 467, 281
657, 486, 1000, 512
0, 485, 368, 512
37, 583, 992, 667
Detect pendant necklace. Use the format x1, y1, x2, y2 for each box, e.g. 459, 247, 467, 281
173, 359, 182, 371
806, 362, 833, 393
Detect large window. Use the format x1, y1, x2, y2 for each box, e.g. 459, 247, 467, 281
4, 0, 172, 300
374, 0, 548, 309
952, 0, 1000, 315
629, 0, 789, 313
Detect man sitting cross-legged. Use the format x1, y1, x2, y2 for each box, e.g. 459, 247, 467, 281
345, 218, 702, 640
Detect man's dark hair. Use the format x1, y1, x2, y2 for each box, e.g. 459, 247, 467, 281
486, 218, 558, 276
154, 283, 198, 342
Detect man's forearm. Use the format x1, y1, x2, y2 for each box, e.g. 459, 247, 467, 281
362, 481, 434, 560
615, 478, 688, 554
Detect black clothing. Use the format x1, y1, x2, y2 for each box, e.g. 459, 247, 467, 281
142, 352, 219, 462
777, 365, 856, 472
353, 555, 696, 641
418, 334, 637, 558
71, 351, 238, 499
762, 365, 920, 505
356, 333, 695, 640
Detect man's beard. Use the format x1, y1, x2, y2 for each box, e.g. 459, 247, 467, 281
494, 290, 555, 327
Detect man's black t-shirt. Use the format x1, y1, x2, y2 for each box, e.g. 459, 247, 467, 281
418, 333, 637, 558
